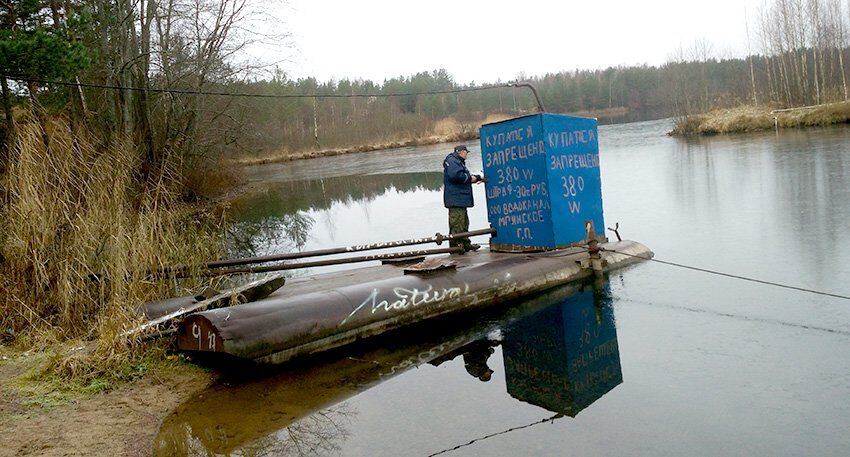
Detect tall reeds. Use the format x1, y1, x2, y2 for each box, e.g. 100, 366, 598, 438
0, 120, 222, 382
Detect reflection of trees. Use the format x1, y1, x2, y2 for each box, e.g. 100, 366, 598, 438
233, 172, 443, 217
770, 128, 849, 277
155, 404, 355, 457
670, 128, 850, 278
226, 212, 315, 258
671, 136, 719, 214
242, 404, 356, 457
225, 172, 442, 257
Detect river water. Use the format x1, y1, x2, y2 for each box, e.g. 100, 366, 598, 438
155, 119, 850, 456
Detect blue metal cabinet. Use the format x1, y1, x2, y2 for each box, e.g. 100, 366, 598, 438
480, 113, 605, 251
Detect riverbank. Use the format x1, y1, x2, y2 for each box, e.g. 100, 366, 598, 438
0, 120, 225, 456
233, 131, 480, 166
231, 114, 495, 166
0, 346, 214, 456
669, 101, 850, 135
230, 107, 634, 166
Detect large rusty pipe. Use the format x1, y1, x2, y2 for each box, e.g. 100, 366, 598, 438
177, 240, 654, 363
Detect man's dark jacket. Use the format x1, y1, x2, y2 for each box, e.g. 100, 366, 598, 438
443, 151, 474, 208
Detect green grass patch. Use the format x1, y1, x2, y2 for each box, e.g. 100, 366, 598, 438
4, 341, 186, 411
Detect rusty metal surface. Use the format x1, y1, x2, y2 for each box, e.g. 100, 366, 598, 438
264, 248, 536, 301
381, 256, 425, 265
176, 241, 652, 363
178, 314, 224, 352
140, 287, 221, 320
141, 295, 197, 320
403, 257, 457, 274
127, 275, 285, 338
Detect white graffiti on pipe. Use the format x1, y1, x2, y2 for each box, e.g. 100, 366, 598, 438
339, 285, 464, 326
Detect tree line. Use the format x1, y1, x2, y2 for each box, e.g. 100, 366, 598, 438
3, 0, 850, 190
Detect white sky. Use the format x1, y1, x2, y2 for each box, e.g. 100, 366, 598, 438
263, 0, 759, 84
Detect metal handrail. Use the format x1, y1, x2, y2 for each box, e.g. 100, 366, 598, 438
158, 227, 496, 277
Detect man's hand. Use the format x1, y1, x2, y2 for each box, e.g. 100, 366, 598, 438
472, 174, 487, 184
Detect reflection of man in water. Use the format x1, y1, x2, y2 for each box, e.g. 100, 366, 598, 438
461, 340, 496, 382
429, 339, 498, 382
442, 145, 483, 253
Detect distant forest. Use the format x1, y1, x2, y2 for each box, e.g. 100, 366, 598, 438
2, 0, 850, 167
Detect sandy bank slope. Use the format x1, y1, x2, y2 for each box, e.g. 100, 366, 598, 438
0, 352, 213, 457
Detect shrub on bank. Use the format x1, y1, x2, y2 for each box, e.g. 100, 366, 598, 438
0, 120, 223, 384
670, 102, 850, 135
782, 102, 850, 127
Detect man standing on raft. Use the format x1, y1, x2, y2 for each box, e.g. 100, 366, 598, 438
443, 144, 484, 253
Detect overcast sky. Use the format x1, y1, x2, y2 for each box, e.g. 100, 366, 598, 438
265, 0, 758, 84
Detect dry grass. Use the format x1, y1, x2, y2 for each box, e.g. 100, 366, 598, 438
482, 113, 513, 125
433, 118, 462, 136
0, 120, 223, 384
670, 102, 850, 135
778, 101, 850, 127
670, 106, 774, 135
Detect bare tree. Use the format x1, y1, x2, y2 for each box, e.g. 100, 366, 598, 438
746, 5, 759, 105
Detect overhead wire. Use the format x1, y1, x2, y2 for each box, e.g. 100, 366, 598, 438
0, 74, 514, 99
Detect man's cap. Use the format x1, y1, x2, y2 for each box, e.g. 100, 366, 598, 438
454, 145, 469, 153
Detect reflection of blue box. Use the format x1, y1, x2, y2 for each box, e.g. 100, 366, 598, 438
502, 289, 622, 417
480, 114, 605, 251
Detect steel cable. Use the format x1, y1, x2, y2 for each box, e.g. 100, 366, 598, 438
602, 248, 850, 301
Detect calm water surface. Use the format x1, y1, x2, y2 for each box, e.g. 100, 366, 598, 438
156, 119, 850, 456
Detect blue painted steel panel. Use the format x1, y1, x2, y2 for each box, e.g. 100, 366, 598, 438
480, 113, 604, 250
480, 115, 552, 247
542, 113, 605, 245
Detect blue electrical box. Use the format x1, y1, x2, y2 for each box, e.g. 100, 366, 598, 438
480, 113, 605, 251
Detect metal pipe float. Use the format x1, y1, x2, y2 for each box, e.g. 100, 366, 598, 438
158, 281, 599, 455
177, 240, 652, 364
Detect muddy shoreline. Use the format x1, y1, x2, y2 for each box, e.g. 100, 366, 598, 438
0, 350, 214, 457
